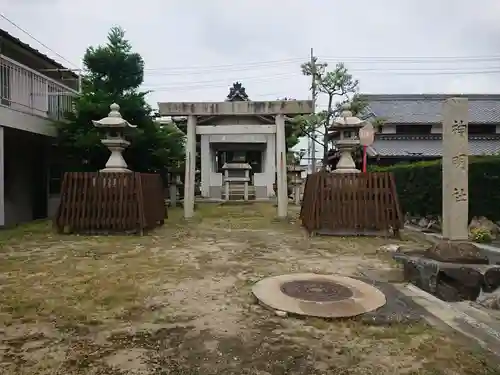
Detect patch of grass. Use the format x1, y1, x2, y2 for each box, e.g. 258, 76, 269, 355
0, 203, 497, 374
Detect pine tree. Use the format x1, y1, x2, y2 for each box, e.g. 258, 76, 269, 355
55, 27, 184, 174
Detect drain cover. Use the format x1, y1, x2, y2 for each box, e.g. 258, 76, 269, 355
280, 280, 353, 302
252, 273, 386, 318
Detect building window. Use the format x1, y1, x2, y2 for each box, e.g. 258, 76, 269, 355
396, 125, 432, 135
469, 125, 496, 134
48, 85, 59, 118
0, 64, 11, 106
47, 86, 73, 121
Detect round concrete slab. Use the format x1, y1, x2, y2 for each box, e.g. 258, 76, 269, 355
252, 273, 386, 318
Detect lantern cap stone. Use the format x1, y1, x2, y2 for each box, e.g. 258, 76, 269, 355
92, 103, 137, 128
333, 102, 364, 127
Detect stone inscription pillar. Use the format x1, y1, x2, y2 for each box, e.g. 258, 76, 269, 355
224, 169, 230, 201
275, 114, 288, 218
244, 169, 249, 201
442, 98, 469, 240
184, 115, 197, 219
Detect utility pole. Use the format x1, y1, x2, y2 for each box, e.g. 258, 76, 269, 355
310, 48, 317, 173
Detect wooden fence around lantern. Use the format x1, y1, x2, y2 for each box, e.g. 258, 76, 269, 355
54, 172, 166, 235
300, 171, 403, 236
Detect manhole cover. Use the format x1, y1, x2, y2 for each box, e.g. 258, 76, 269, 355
280, 280, 353, 302
252, 273, 387, 318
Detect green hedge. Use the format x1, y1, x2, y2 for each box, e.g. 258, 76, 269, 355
372, 156, 500, 221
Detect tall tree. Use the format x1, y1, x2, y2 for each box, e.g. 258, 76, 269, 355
55, 27, 184, 174
295, 61, 366, 166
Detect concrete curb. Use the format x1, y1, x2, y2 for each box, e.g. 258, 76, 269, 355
396, 283, 500, 358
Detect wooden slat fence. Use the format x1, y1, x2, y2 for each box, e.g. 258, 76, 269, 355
300, 171, 402, 236
139, 173, 167, 228
54, 172, 165, 235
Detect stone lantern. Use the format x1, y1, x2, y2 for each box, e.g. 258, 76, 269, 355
92, 103, 136, 173
330, 103, 365, 174
168, 168, 183, 207
287, 165, 305, 205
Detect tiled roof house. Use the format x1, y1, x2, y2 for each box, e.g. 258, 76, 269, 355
360, 94, 500, 161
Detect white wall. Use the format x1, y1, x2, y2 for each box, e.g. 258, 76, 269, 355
254, 133, 275, 194
0, 105, 56, 136
381, 125, 396, 134
199, 132, 276, 198
197, 118, 278, 198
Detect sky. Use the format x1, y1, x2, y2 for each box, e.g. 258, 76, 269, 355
2, 0, 500, 153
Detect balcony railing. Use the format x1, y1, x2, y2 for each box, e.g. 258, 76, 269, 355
0, 54, 78, 121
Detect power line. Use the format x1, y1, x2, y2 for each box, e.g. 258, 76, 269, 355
143, 74, 299, 91
0, 13, 78, 68
144, 63, 301, 76
356, 68, 500, 75
143, 68, 500, 92
1, 14, 497, 79
143, 73, 299, 88
142, 60, 500, 78
143, 58, 305, 72
321, 55, 500, 62
143, 62, 500, 77
1, 14, 498, 76
142, 55, 500, 74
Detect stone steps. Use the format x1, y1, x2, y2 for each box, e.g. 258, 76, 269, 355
222, 185, 256, 200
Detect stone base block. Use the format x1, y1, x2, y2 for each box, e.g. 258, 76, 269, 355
393, 252, 500, 302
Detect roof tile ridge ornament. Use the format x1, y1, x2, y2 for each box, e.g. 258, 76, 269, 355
226, 81, 249, 102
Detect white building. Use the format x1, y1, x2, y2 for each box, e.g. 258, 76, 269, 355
0, 28, 78, 226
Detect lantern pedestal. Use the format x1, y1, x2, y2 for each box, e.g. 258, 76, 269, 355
332, 140, 360, 174
101, 139, 131, 173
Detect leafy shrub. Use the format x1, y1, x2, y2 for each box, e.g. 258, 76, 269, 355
470, 227, 493, 244
373, 156, 500, 221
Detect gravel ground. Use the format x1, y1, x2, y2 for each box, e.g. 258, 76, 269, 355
0, 203, 498, 374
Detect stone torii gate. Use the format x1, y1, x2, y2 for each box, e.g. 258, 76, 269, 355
157, 100, 313, 219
